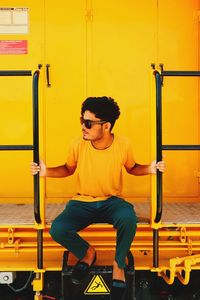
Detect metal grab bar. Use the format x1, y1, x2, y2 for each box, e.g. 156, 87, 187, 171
0, 145, 33, 151
32, 70, 41, 225
163, 145, 200, 150
151, 70, 163, 269
161, 70, 200, 77
154, 70, 163, 223
0, 70, 32, 76
32, 70, 43, 270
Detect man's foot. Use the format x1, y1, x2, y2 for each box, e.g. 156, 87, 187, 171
112, 260, 125, 281
110, 260, 126, 300
71, 246, 96, 285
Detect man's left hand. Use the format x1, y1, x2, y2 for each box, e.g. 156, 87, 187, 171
149, 160, 166, 174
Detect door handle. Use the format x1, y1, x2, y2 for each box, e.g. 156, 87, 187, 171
46, 64, 51, 87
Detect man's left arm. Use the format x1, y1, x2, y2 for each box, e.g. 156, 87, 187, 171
125, 160, 166, 176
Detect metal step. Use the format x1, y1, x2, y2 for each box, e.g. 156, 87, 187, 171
61, 251, 135, 300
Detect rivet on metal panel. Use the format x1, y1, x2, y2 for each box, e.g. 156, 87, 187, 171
179, 227, 186, 243
7, 228, 14, 245
14, 239, 21, 251
187, 237, 193, 255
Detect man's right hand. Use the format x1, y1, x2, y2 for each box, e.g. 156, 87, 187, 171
31, 159, 46, 176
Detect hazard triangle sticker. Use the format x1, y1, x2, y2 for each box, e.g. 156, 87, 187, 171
84, 275, 110, 295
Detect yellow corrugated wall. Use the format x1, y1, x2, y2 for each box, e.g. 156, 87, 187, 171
0, 0, 199, 203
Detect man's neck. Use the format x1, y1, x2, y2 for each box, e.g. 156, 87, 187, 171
91, 133, 114, 150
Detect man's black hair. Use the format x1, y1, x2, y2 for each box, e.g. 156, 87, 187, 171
81, 96, 120, 130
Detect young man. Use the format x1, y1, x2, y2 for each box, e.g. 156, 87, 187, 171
31, 96, 165, 300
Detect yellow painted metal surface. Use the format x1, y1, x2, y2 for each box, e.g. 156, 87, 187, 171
0, 0, 199, 200
0, 0, 200, 291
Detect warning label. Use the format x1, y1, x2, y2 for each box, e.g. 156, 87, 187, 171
0, 40, 27, 54
0, 8, 28, 34
84, 275, 110, 295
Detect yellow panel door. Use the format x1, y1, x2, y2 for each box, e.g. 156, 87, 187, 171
86, 0, 157, 199
45, 1, 86, 199
157, 0, 200, 200
0, 1, 44, 200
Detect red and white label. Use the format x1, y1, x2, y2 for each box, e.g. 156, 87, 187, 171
0, 40, 27, 54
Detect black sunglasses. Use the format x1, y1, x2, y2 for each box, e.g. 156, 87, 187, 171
80, 117, 107, 129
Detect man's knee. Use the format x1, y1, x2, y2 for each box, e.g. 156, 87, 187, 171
49, 220, 62, 242
123, 214, 137, 230
50, 219, 74, 243
115, 210, 137, 232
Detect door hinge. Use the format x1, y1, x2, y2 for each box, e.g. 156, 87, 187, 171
86, 9, 93, 22
197, 10, 200, 22
196, 171, 200, 183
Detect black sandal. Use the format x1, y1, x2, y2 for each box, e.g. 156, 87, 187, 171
71, 253, 96, 285
110, 279, 127, 300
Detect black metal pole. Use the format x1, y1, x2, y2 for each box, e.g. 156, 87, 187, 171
32, 70, 43, 271
153, 229, 159, 268
152, 71, 163, 270
32, 70, 41, 224
37, 230, 43, 269
154, 71, 163, 223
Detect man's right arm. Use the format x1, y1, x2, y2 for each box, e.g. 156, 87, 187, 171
31, 159, 76, 177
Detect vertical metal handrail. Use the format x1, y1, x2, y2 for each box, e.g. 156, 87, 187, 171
33, 70, 41, 224
154, 70, 163, 223
32, 70, 43, 270
152, 70, 163, 268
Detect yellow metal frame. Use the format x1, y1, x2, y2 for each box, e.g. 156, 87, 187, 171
0, 69, 200, 299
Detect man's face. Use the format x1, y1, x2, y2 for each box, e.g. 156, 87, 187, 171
81, 110, 106, 141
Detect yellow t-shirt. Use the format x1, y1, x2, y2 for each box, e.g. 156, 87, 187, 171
66, 135, 135, 201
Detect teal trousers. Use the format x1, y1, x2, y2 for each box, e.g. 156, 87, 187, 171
50, 196, 137, 268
